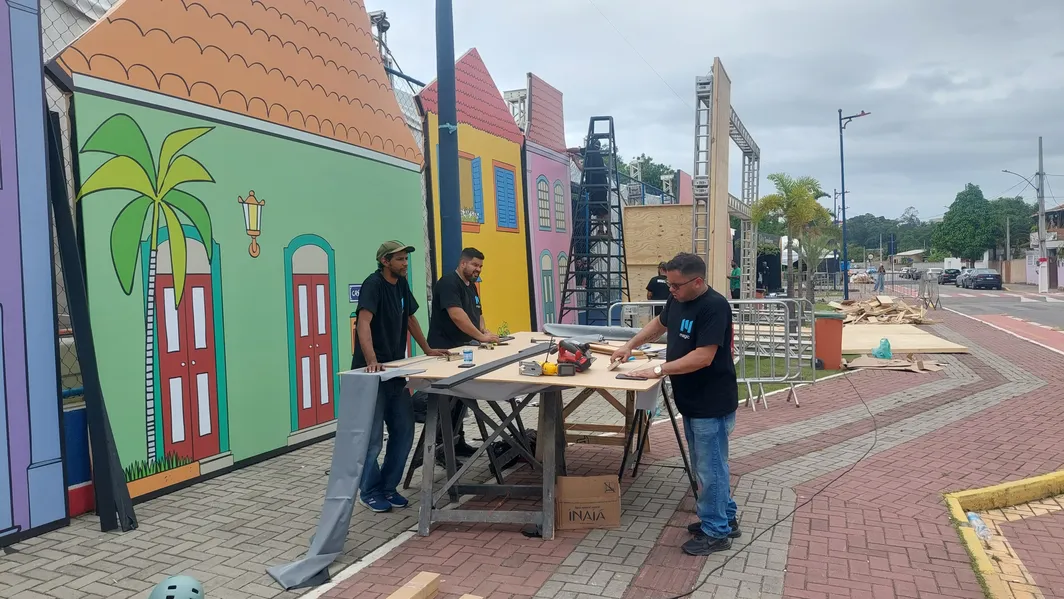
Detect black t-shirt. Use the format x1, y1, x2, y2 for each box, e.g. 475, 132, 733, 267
351, 271, 419, 368
646, 276, 670, 300
427, 271, 482, 349
660, 288, 738, 418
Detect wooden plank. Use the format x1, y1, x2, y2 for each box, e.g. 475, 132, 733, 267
707, 57, 732, 292
842, 324, 968, 354
387, 572, 440, 599
565, 423, 626, 433
567, 434, 627, 446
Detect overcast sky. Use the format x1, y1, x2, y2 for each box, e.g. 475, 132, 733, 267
371, 0, 1064, 220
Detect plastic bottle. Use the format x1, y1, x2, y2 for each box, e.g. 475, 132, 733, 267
966, 512, 992, 544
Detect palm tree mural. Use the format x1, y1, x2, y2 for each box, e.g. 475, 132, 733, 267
77, 114, 215, 462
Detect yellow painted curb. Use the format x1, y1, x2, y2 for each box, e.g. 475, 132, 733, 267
944, 470, 1064, 598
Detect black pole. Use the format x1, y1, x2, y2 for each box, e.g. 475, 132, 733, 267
46, 111, 137, 533
436, 0, 462, 274
838, 109, 849, 300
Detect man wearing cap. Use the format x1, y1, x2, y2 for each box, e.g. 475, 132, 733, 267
353, 240, 447, 513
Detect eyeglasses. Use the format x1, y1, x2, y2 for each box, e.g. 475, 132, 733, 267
668, 278, 698, 290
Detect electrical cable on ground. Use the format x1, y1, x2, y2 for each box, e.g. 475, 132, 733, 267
664, 373, 879, 599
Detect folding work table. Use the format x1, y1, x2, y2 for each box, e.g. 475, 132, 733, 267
399, 331, 683, 540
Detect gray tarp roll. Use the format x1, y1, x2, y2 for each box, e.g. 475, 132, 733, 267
266, 367, 424, 590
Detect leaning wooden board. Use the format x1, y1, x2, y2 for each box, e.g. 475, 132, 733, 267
842, 323, 968, 354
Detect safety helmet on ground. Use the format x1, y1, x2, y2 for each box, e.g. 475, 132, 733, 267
149, 575, 205, 599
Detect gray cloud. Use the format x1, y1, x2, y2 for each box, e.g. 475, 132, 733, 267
373, 0, 1064, 219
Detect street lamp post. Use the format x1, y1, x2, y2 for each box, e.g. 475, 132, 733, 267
838, 109, 871, 300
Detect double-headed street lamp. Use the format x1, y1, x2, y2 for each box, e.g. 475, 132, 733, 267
838, 109, 871, 300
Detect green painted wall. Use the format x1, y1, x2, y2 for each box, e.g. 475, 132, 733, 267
73, 93, 425, 469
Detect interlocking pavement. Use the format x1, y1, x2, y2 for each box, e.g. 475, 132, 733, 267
4, 308, 1064, 598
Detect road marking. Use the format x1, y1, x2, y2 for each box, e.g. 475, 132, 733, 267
1047, 296, 1064, 303
1020, 295, 1041, 303
956, 293, 975, 297
945, 308, 1064, 357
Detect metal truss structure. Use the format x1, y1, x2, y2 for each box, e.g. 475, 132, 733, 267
691, 61, 761, 298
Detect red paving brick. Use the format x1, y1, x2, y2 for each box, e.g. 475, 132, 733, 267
969, 313, 1064, 353
1000, 508, 1064, 597
327, 309, 1064, 599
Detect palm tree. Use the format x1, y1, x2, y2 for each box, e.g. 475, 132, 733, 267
794, 208, 839, 302
751, 173, 828, 297
77, 114, 215, 462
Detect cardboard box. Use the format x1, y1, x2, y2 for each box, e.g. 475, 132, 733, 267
555, 475, 621, 531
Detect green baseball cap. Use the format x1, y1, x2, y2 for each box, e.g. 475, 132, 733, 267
376, 240, 415, 261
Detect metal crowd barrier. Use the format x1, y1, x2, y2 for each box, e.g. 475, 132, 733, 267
606, 297, 816, 410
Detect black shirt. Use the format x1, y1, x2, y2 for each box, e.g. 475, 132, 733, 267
646, 276, 670, 300
351, 270, 419, 368
427, 271, 483, 349
660, 287, 738, 418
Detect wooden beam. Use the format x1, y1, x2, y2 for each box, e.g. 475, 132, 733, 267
387, 572, 440, 599
431, 343, 551, 389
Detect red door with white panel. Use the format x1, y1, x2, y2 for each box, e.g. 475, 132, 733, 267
156, 273, 220, 461
292, 275, 335, 429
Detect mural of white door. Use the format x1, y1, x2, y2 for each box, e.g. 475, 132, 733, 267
540, 252, 555, 324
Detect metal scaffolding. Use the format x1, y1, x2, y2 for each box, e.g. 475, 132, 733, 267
560, 117, 629, 325
690, 66, 761, 298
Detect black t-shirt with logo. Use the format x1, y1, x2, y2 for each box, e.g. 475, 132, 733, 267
428, 271, 483, 349
660, 288, 738, 418
646, 276, 670, 300
351, 270, 419, 368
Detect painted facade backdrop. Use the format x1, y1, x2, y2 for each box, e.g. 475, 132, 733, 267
522, 74, 574, 328
51, 0, 424, 498
418, 49, 533, 332
1, 0, 67, 544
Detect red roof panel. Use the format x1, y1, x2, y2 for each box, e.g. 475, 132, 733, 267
525, 73, 566, 154
418, 48, 524, 145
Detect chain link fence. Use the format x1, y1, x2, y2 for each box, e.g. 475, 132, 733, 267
42, 0, 107, 403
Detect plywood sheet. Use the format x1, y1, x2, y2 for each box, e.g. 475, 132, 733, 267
842, 324, 968, 355
623, 204, 691, 265
387, 332, 666, 392
707, 57, 732, 292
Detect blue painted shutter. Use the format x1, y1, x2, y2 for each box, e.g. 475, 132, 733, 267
471, 157, 484, 223
495, 166, 517, 229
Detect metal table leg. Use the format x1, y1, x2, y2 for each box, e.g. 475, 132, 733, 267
417, 394, 440, 536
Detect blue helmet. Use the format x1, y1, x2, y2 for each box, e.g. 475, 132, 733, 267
149, 575, 205, 599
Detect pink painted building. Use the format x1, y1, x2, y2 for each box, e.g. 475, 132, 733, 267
520, 74, 573, 327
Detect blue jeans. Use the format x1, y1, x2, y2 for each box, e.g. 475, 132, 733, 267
360, 380, 414, 500
683, 412, 738, 539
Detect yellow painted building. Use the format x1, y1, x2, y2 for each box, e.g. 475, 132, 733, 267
418, 49, 533, 332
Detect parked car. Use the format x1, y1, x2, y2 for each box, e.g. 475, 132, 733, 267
965, 268, 1003, 290
899, 267, 915, 279
927, 268, 943, 280
939, 268, 961, 284
955, 268, 973, 287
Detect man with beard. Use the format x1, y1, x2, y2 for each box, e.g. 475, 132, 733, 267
427, 247, 498, 459
353, 240, 446, 513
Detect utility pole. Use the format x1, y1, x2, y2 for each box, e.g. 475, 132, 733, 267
1005, 215, 1010, 261
436, 0, 462, 274
1037, 136, 1048, 293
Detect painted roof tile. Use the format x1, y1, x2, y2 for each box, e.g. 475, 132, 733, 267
54, 0, 422, 164
418, 48, 524, 146
525, 73, 566, 154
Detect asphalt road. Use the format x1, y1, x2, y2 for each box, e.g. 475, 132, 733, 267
885, 278, 1064, 329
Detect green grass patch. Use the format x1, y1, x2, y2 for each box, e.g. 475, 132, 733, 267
123, 452, 193, 482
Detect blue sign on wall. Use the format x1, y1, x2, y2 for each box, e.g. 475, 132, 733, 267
349, 284, 361, 303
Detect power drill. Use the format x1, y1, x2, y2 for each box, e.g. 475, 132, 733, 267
555, 339, 594, 372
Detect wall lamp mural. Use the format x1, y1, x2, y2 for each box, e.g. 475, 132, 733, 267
237, 190, 265, 257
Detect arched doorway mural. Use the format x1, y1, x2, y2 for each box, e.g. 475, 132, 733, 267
147, 225, 230, 462
540, 251, 555, 324
284, 235, 339, 432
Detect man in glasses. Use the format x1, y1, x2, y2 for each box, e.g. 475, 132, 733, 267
610, 252, 740, 556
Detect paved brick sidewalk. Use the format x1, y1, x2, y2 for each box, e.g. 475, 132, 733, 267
999, 504, 1064, 597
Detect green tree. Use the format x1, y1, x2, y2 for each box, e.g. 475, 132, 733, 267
988, 196, 1036, 258
795, 209, 839, 302
617, 153, 675, 190
932, 183, 996, 263
751, 173, 828, 297
77, 114, 215, 462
